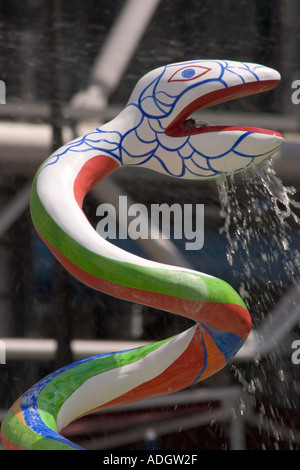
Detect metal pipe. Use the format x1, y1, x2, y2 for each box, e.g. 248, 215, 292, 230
69, 0, 162, 114
1, 337, 150, 361
81, 408, 229, 450
90, 0, 161, 96
236, 283, 300, 361
1, 120, 298, 179
63, 386, 242, 450
0, 184, 31, 237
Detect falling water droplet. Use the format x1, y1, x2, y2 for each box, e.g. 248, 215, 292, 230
278, 369, 285, 382
217, 160, 300, 449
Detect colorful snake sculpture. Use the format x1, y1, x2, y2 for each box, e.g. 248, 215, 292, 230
1, 60, 283, 450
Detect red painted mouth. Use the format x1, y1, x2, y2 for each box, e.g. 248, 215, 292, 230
165, 80, 283, 139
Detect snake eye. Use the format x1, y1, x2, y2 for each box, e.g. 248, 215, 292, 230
168, 65, 211, 82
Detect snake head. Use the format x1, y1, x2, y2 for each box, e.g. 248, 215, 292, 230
124, 59, 284, 179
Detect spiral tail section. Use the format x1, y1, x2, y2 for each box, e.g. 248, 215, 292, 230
1, 318, 249, 450
0, 329, 202, 450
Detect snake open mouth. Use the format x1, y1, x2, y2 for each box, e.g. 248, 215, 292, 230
165, 80, 283, 139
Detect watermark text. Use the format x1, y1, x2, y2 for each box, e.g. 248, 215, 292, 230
0, 80, 6, 104
0, 340, 6, 364
291, 340, 300, 364
96, 196, 204, 251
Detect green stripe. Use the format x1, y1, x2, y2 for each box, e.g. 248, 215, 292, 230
1, 408, 74, 450
1, 339, 174, 450
38, 338, 173, 429
30, 177, 246, 308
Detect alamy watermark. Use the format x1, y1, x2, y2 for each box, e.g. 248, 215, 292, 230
95, 196, 204, 251
0, 340, 6, 364
0, 80, 6, 104
291, 80, 300, 105
291, 340, 300, 365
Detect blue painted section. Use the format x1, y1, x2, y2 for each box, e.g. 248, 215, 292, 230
202, 323, 244, 362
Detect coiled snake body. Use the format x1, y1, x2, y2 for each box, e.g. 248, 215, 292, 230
1, 60, 283, 450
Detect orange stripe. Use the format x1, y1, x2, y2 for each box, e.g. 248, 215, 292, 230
73, 154, 120, 207
82, 324, 223, 415
198, 328, 226, 381
1, 397, 26, 450
39, 233, 250, 340
0, 431, 23, 450
11, 396, 26, 426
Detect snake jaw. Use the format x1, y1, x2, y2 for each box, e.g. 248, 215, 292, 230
165, 79, 283, 138
123, 60, 284, 179
165, 62, 285, 178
